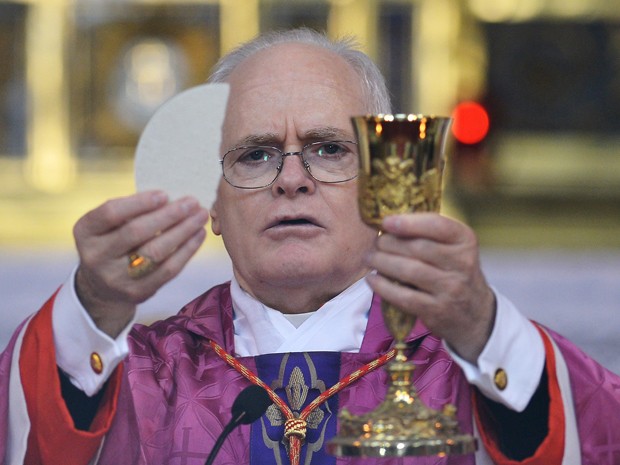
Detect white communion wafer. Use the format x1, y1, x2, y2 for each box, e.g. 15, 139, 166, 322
134, 83, 230, 208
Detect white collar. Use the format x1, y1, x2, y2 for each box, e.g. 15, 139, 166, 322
231, 276, 372, 357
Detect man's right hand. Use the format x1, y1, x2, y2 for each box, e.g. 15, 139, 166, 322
73, 190, 210, 338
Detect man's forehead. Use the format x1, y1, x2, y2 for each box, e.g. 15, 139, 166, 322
220, 43, 366, 149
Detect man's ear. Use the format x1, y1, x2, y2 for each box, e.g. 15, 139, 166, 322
210, 200, 221, 236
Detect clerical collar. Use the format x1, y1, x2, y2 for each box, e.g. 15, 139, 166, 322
230, 276, 373, 357
283, 312, 315, 328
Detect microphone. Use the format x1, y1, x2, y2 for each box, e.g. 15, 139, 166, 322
204, 385, 272, 465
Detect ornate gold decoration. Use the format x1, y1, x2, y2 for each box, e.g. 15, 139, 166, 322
265, 365, 326, 433
262, 354, 332, 462
286, 367, 310, 411
328, 114, 477, 458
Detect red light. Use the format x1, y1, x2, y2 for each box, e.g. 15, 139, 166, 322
451, 101, 490, 145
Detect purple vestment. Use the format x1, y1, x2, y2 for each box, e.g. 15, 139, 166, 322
2, 282, 620, 464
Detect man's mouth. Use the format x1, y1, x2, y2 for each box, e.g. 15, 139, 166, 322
278, 218, 313, 226
266, 215, 322, 230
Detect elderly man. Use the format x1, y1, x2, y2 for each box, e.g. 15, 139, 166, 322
1, 29, 619, 465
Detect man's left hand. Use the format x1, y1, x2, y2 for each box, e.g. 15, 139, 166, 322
365, 212, 496, 363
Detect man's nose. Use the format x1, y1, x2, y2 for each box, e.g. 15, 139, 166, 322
271, 152, 316, 195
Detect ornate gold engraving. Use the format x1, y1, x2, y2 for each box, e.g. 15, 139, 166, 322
262, 354, 332, 463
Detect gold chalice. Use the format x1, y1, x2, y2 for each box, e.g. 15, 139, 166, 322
327, 114, 477, 457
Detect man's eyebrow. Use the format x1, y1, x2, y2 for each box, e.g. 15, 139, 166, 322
236, 133, 280, 146
302, 127, 353, 141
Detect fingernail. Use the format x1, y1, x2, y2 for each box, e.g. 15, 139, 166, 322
365, 273, 378, 286
196, 209, 210, 224
192, 228, 207, 243
181, 197, 199, 214
152, 191, 168, 205
383, 215, 400, 231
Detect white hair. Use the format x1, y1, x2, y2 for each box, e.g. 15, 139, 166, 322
208, 28, 392, 114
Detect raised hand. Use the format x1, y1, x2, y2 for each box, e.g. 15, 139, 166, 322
73, 190, 210, 337
365, 212, 496, 363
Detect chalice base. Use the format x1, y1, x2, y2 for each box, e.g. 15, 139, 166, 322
327, 358, 477, 457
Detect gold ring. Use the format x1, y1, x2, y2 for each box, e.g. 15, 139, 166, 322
127, 252, 155, 279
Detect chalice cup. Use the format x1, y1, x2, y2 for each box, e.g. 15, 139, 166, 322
328, 114, 477, 457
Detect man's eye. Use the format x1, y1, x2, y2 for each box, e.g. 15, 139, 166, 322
316, 143, 347, 158
237, 149, 272, 163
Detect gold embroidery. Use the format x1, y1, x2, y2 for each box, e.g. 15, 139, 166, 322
286, 367, 308, 411
261, 354, 332, 464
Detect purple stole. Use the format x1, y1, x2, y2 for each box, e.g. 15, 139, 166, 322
252, 352, 341, 465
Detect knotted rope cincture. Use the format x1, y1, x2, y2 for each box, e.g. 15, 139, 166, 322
284, 418, 307, 440
209, 340, 396, 465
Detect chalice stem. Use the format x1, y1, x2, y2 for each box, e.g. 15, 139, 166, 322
381, 299, 416, 354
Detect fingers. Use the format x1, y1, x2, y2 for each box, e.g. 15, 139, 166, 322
367, 265, 495, 363
366, 250, 442, 292
374, 213, 479, 271
75, 193, 207, 257
381, 213, 466, 244
129, 207, 210, 278
120, 197, 209, 258
123, 227, 207, 292
113, 197, 207, 257
367, 214, 484, 311
365, 212, 496, 361
76, 190, 169, 237
73, 192, 211, 338
366, 272, 434, 314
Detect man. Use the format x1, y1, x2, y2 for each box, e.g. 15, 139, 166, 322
1, 28, 619, 465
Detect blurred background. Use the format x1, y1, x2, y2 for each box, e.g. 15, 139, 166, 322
1, 0, 618, 373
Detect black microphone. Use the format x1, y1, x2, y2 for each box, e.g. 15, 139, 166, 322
204, 385, 272, 465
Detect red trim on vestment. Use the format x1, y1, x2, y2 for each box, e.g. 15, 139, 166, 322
20, 292, 122, 465
473, 325, 566, 465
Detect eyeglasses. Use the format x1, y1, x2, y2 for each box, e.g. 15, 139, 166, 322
220, 140, 359, 189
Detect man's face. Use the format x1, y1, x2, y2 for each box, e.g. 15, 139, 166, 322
210, 42, 377, 310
